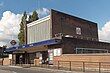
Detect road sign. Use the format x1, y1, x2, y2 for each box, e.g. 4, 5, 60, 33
10, 40, 17, 45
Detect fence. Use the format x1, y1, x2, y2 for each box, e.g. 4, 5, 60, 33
34, 60, 110, 73
57, 61, 110, 73
2, 60, 110, 73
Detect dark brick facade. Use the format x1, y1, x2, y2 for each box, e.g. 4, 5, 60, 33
62, 37, 110, 54
49, 9, 110, 54
51, 9, 98, 41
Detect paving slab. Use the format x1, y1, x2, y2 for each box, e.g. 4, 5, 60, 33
29, 67, 84, 73
0, 69, 16, 73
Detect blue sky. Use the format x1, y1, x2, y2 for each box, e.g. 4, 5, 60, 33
0, 0, 110, 46
0, 0, 37, 15
0, 0, 110, 28
39, 0, 110, 29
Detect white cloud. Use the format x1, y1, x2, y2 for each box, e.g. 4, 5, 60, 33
0, 11, 22, 47
0, 8, 50, 47
99, 21, 110, 42
36, 8, 50, 18
29, 8, 50, 18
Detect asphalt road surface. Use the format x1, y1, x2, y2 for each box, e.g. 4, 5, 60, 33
0, 66, 78, 73
0, 66, 103, 73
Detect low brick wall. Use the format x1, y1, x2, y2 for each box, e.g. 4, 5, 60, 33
0, 58, 10, 65
34, 59, 41, 66
53, 54, 110, 71
0, 59, 2, 65
54, 54, 110, 62
3, 58, 10, 65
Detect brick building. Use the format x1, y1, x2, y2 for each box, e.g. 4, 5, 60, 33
5, 9, 110, 65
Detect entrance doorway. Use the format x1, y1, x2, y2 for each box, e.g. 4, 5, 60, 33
16, 53, 25, 64
41, 51, 48, 64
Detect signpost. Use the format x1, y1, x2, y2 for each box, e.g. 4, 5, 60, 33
9, 54, 12, 65
9, 40, 16, 65
10, 40, 17, 46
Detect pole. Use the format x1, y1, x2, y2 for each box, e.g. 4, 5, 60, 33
70, 61, 71, 71
58, 61, 60, 69
99, 62, 101, 73
83, 62, 85, 72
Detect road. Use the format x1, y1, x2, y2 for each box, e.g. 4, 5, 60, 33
0, 66, 103, 73
0, 66, 82, 73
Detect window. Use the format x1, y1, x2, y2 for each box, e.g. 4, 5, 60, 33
76, 48, 108, 54
76, 27, 81, 35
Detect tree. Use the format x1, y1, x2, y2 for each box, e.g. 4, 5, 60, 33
31, 10, 39, 21
28, 15, 32, 22
18, 11, 39, 45
28, 11, 39, 22
18, 12, 27, 45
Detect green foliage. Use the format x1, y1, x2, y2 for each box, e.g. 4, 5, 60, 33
31, 11, 39, 21
28, 10, 39, 22
18, 12, 27, 45
28, 15, 32, 22
18, 10, 39, 45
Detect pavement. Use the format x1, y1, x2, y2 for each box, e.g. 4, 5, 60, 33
1, 65, 109, 73
0, 69, 16, 73
29, 67, 84, 73
0, 65, 85, 73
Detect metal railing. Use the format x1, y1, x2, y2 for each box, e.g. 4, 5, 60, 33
57, 61, 110, 73
2, 60, 110, 73
33, 60, 110, 73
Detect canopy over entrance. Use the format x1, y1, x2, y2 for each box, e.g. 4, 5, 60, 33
5, 39, 61, 53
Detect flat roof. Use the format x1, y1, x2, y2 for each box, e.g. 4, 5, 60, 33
27, 15, 50, 27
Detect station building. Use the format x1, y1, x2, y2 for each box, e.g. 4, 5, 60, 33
5, 9, 110, 65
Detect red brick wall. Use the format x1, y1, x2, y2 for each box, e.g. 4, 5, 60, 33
54, 54, 110, 62
53, 54, 110, 70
